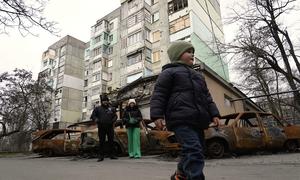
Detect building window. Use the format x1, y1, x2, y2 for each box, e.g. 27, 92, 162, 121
224, 94, 233, 107
128, 0, 139, 9
57, 76, 63, 85
94, 35, 102, 44
169, 15, 190, 34
93, 46, 102, 57
93, 73, 101, 82
152, 30, 161, 42
95, 22, 102, 32
104, 33, 108, 40
60, 45, 66, 56
55, 98, 61, 106
145, 48, 151, 62
84, 79, 88, 87
93, 60, 101, 70
59, 56, 65, 66
144, 9, 151, 23
145, 28, 151, 41
168, 0, 188, 14
109, 22, 114, 30
145, 0, 151, 6
85, 49, 90, 58
49, 59, 53, 65
127, 53, 142, 66
128, 31, 142, 46
152, 11, 159, 23
102, 72, 112, 81
43, 60, 48, 67
145, 68, 153, 76
108, 47, 113, 55
102, 84, 107, 93
109, 35, 113, 42
58, 66, 64, 74
152, 51, 161, 62
127, 72, 143, 83
84, 70, 89, 76
92, 87, 100, 96
127, 10, 143, 27
108, 59, 113, 67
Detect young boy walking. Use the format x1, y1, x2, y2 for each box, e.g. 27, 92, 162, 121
150, 41, 220, 180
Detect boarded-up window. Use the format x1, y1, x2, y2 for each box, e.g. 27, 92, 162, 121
169, 15, 190, 34
152, 51, 160, 62
152, 30, 161, 42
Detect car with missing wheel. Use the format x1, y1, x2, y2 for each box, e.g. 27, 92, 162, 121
205, 111, 300, 158
32, 129, 81, 156
79, 120, 180, 157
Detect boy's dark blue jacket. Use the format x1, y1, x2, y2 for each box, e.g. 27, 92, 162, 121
150, 63, 220, 130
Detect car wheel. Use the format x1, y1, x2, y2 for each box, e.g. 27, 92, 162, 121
285, 140, 298, 152
207, 140, 225, 158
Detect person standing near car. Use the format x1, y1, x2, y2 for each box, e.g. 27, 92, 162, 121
90, 94, 118, 161
122, 98, 142, 159
150, 41, 221, 180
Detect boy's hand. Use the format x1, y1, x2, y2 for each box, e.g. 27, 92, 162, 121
154, 118, 164, 130
212, 117, 221, 127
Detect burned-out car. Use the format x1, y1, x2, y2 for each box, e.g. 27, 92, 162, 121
205, 111, 300, 158
32, 129, 81, 156
79, 121, 180, 157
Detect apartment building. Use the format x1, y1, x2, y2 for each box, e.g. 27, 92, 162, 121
83, 0, 229, 121
40, 35, 86, 128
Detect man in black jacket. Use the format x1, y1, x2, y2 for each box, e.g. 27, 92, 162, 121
150, 41, 220, 180
90, 94, 118, 161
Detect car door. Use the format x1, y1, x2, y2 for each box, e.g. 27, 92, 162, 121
233, 113, 265, 150
258, 113, 286, 149
64, 131, 80, 154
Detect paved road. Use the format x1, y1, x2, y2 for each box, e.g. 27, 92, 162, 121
0, 153, 300, 180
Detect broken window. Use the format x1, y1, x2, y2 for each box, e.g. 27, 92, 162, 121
127, 53, 142, 66
168, 0, 188, 14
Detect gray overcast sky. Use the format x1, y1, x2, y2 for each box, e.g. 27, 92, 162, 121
0, 0, 299, 80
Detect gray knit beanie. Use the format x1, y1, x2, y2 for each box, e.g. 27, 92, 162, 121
167, 41, 194, 63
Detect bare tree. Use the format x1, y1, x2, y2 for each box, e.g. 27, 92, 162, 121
0, 69, 53, 139
219, 0, 300, 115
0, 0, 59, 36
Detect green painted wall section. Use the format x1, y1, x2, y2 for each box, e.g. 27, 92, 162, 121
109, 31, 118, 45
191, 33, 229, 81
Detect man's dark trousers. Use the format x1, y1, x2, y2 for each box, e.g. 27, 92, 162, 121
97, 124, 115, 157
173, 125, 205, 180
